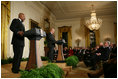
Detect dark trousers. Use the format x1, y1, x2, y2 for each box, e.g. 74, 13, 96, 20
48, 46, 54, 61
12, 45, 24, 71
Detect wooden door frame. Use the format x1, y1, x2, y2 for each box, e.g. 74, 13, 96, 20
58, 26, 72, 47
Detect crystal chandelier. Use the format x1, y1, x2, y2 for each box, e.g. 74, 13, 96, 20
85, 5, 102, 31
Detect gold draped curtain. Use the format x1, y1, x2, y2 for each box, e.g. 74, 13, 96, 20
1, 1, 11, 59
85, 26, 100, 47
85, 26, 90, 47
58, 26, 72, 47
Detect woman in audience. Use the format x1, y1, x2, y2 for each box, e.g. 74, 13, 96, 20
68, 47, 74, 57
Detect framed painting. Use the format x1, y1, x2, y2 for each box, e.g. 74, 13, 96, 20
44, 18, 50, 33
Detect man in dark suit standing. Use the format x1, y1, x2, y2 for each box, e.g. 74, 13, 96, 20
101, 41, 111, 61
46, 28, 57, 62
10, 13, 25, 73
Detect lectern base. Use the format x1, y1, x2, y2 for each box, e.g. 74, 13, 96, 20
56, 45, 65, 61
25, 40, 42, 70
56, 61, 65, 63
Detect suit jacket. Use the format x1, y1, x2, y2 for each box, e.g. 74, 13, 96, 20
63, 49, 69, 54
10, 19, 25, 46
46, 32, 56, 48
101, 47, 110, 61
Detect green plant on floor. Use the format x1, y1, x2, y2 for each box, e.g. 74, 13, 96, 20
65, 55, 79, 68
1, 57, 13, 65
20, 63, 64, 78
20, 68, 43, 78
41, 56, 51, 62
1, 59, 9, 65
1, 57, 50, 65
21, 58, 29, 61
1, 57, 29, 65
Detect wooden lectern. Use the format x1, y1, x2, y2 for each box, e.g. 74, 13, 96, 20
56, 41, 65, 62
24, 28, 46, 70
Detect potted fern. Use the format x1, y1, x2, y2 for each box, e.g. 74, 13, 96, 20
65, 55, 79, 68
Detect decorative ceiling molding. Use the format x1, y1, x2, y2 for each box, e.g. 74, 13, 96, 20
40, 1, 117, 20
31, 1, 56, 21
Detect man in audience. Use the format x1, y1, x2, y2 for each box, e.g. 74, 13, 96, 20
76, 47, 83, 61
63, 47, 69, 59
101, 41, 111, 61
73, 47, 78, 55
110, 44, 117, 59
53, 47, 58, 60
88, 42, 105, 70
89, 46, 99, 70
83, 48, 92, 67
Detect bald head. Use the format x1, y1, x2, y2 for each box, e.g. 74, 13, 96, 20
18, 13, 25, 22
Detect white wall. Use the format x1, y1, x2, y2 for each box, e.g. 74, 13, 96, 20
99, 15, 117, 43
7, 1, 56, 58
54, 15, 117, 48
55, 18, 86, 48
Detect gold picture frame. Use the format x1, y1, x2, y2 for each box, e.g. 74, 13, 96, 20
44, 18, 50, 33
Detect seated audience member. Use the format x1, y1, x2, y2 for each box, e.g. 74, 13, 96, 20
53, 47, 58, 60
103, 57, 117, 78
103, 43, 117, 78
82, 48, 87, 54
88, 45, 103, 70
73, 47, 78, 55
89, 43, 105, 70
79, 47, 85, 61
88, 53, 117, 78
68, 47, 74, 56
54, 47, 58, 53
110, 43, 114, 52
63, 47, 69, 59
110, 44, 117, 59
88, 41, 117, 78
83, 48, 92, 67
88, 47, 98, 70
95, 46, 102, 62
75, 47, 82, 61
